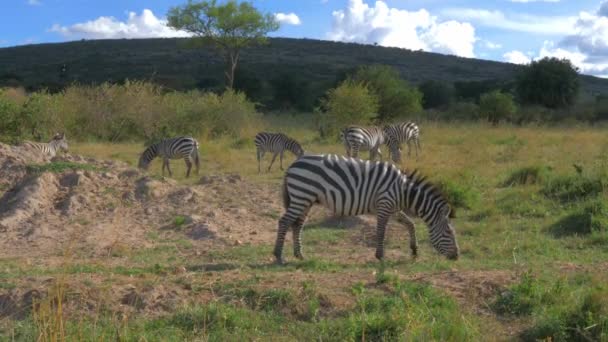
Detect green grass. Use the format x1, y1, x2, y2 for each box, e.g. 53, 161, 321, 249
26, 161, 101, 174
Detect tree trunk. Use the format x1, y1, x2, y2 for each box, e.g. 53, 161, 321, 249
225, 51, 240, 89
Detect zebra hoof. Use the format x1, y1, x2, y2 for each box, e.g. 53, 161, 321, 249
275, 257, 286, 265
294, 253, 304, 260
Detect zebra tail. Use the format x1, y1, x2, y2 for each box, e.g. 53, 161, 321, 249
282, 178, 290, 210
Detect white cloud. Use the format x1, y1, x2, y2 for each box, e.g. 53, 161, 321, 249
482, 40, 502, 49
27, 0, 41, 5
503, 50, 531, 64
275, 12, 301, 26
49, 9, 190, 39
442, 8, 576, 35
328, 0, 477, 58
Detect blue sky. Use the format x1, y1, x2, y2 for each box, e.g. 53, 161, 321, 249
2, 0, 608, 76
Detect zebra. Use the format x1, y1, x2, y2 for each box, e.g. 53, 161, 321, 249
22, 132, 68, 158
340, 125, 387, 161
273, 154, 459, 264
383, 122, 421, 163
255, 132, 304, 173
138, 136, 200, 178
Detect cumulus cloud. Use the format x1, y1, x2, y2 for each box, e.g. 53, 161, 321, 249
328, 0, 476, 58
275, 12, 301, 26
482, 40, 502, 49
503, 50, 531, 64
49, 9, 190, 39
442, 8, 576, 35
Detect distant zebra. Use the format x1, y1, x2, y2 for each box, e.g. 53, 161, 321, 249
383, 122, 421, 163
255, 132, 304, 173
22, 132, 68, 158
274, 154, 459, 264
340, 125, 387, 161
138, 136, 200, 178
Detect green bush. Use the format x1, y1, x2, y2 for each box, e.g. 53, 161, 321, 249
517, 57, 579, 109
503, 165, 552, 186
493, 273, 562, 316
549, 198, 608, 236
542, 173, 606, 203
0, 90, 22, 143
350, 65, 422, 122
479, 90, 517, 125
436, 179, 480, 210
442, 101, 480, 121
315, 80, 378, 139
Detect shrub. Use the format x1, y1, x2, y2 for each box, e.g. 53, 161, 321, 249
436, 179, 480, 210
503, 165, 552, 186
479, 90, 517, 125
517, 57, 579, 109
442, 101, 480, 121
549, 198, 608, 236
315, 80, 378, 139
542, 172, 606, 203
349, 65, 422, 122
0, 89, 22, 143
493, 273, 562, 316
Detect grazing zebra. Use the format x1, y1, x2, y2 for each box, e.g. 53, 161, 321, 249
138, 136, 200, 178
273, 154, 459, 264
255, 132, 304, 173
340, 125, 387, 161
22, 132, 68, 158
383, 122, 421, 163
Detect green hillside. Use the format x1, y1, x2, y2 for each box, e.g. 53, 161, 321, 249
1, 37, 607, 101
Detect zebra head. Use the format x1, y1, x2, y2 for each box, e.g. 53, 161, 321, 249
51, 132, 69, 152
429, 204, 460, 260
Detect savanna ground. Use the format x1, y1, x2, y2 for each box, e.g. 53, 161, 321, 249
1, 116, 607, 341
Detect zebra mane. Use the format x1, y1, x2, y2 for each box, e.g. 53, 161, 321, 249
402, 169, 456, 218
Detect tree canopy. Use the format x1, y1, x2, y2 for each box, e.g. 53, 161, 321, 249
516, 57, 580, 109
168, 0, 279, 89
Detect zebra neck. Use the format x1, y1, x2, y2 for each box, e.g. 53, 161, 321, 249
402, 180, 441, 224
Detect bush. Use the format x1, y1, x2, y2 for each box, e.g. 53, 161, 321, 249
542, 172, 606, 203
436, 179, 480, 210
315, 80, 378, 139
503, 165, 552, 186
349, 65, 422, 122
517, 57, 579, 109
419, 80, 453, 109
441, 101, 480, 121
479, 90, 517, 125
0, 89, 22, 143
549, 198, 608, 236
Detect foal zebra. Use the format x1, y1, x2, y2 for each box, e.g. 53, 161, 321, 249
22, 132, 68, 158
274, 154, 459, 264
383, 122, 421, 163
138, 136, 200, 178
340, 125, 386, 161
255, 132, 304, 173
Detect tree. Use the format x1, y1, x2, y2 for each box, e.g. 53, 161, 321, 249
419, 80, 453, 109
315, 80, 378, 139
350, 65, 422, 122
168, 0, 279, 89
517, 57, 580, 108
479, 90, 517, 125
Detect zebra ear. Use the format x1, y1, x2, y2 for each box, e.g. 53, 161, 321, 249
448, 206, 456, 219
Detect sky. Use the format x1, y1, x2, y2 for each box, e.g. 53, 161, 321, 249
1, 0, 608, 77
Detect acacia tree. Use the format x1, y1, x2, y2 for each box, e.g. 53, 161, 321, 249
516, 57, 580, 108
168, 0, 279, 89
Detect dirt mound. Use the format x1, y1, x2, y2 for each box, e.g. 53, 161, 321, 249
0, 144, 284, 257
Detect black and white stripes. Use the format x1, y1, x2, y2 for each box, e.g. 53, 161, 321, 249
138, 136, 200, 177
273, 154, 459, 263
255, 132, 304, 172
383, 122, 421, 163
22, 133, 68, 158
340, 126, 386, 161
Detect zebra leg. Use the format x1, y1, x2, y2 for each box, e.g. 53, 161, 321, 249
161, 159, 166, 176
274, 210, 299, 264
351, 144, 360, 159
165, 159, 173, 177
279, 150, 284, 171
397, 211, 418, 258
268, 152, 279, 172
293, 208, 311, 260
194, 152, 200, 176
256, 148, 262, 173
416, 139, 421, 158
374, 211, 391, 260
184, 158, 192, 178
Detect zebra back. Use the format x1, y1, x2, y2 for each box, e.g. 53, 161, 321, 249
23, 132, 68, 157
255, 132, 304, 157
138, 136, 199, 169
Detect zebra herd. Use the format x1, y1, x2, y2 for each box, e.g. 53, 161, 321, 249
19, 121, 459, 265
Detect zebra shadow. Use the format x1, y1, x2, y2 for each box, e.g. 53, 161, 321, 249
186, 263, 239, 272
309, 215, 380, 247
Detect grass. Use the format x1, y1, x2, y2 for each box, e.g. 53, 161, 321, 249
26, 161, 101, 174
3, 120, 608, 340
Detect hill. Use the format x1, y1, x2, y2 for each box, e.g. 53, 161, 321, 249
1, 37, 607, 103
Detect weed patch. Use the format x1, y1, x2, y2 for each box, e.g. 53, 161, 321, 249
436, 179, 480, 210
549, 199, 608, 237
26, 162, 100, 174
503, 165, 552, 186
